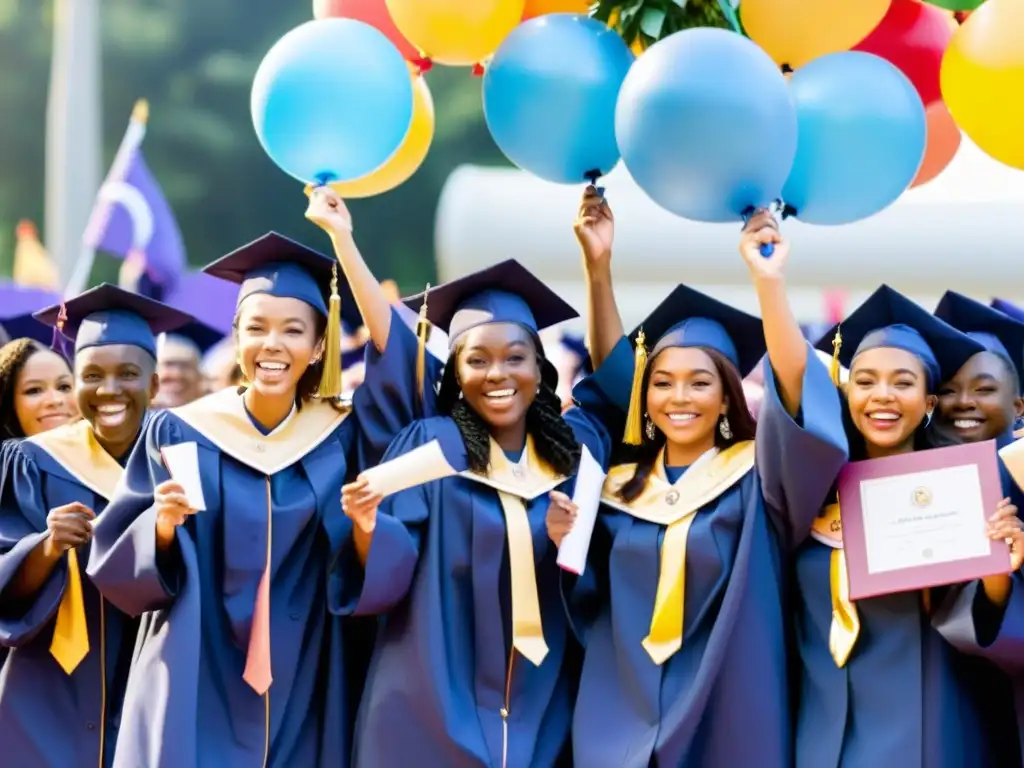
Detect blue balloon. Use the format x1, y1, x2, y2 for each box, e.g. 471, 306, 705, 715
483, 14, 634, 185
783, 52, 926, 226
251, 19, 414, 185
615, 28, 797, 223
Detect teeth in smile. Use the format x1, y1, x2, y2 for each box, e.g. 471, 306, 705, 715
667, 414, 697, 422
486, 389, 515, 398
869, 412, 899, 421
258, 362, 287, 371
954, 419, 982, 429
97, 404, 126, 414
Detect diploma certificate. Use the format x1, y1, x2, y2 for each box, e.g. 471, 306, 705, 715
837, 440, 1010, 600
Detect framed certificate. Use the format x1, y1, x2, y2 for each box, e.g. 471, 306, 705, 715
837, 440, 1011, 601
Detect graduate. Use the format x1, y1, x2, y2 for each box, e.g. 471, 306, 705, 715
0, 285, 193, 767
86, 204, 440, 766
548, 204, 848, 767
335, 260, 618, 767
0, 338, 78, 441
152, 321, 225, 408
796, 286, 1024, 767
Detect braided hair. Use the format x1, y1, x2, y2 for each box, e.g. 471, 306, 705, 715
437, 329, 581, 477
617, 347, 756, 503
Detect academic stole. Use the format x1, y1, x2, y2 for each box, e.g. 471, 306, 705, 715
811, 500, 932, 668
601, 441, 756, 664
29, 420, 124, 674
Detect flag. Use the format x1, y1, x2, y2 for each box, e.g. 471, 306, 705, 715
69, 99, 186, 298
13, 220, 60, 291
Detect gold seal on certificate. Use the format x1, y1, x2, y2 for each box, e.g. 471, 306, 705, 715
835, 440, 1010, 601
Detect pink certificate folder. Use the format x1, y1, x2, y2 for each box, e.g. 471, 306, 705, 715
836, 440, 1010, 602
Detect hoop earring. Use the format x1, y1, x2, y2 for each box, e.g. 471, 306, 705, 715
645, 417, 656, 441
719, 415, 732, 440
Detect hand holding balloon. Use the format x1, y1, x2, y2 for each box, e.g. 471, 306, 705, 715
573, 185, 614, 273
306, 187, 354, 238
739, 211, 789, 280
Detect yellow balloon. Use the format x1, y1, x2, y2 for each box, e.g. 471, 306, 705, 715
522, 0, 589, 19
741, 0, 890, 70
305, 73, 434, 199
385, 0, 525, 66
941, 0, 1024, 170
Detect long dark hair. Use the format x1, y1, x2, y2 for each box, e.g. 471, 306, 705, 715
618, 347, 757, 503
437, 330, 581, 477
0, 339, 68, 440
234, 311, 339, 409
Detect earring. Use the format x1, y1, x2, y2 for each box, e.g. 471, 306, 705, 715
924, 410, 933, 427
458, 390, 464, 400
645, 417, 656, 441
719, 415, 732, 440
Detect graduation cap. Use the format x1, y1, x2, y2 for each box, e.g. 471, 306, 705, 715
203, 231, 362, 398
403, 259, 580, 401
0, 286, 60, 345
0, 313, 54, 346
622, 284, 766, 444
813, 285, 985, 390
934, 291, 1024, 391
991, 298, 1024, 324
33, 283, 194, 358
157, 320, 226, 359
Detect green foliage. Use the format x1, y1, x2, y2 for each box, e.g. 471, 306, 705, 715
0, 0, 511, 291
591, 0, 740, 48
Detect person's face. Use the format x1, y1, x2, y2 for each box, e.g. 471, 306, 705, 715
936, 351, 1023, 442
456, 323, 541, 431
847, 347, 935, 454
14, 349, 78, 437
75, 344, 158, 453
236, 295, 321, 400
645, 347, 726, 449
155, 338, 204, 408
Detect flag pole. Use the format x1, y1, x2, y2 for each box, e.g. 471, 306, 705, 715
66, 99, 149, 297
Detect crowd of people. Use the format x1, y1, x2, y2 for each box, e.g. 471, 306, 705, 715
0, 185, 1023, 767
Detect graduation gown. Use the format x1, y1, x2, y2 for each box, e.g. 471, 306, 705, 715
793, 433, 1023, 768
87, 316, 431, 768
0, 419, 142, 768
564, 340, 848, 767
334, 407, 613, 768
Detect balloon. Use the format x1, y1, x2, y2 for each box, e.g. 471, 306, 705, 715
783, 52, 926, 225
484, 14, 634, 184
853, 0, 953, 106
911, 101, 960, 187
615, 28, 797, 222
313, 0, 420, 63
251, 19, 414, 184
313, 70, 434, 197
941, 0, 1024, 170
522, 0, 589, 19
741, 0, 890, 70
385, 0, 525, 66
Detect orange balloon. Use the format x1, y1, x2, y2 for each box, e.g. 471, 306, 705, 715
911, 101, 960, 188
522, 0, 589, 19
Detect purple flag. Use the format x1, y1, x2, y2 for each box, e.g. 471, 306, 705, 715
82, 100, 186, 293
164, 272, 239, 336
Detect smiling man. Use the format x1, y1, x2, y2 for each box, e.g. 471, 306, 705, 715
0, 283, 193, 768
152, 322, 224, 409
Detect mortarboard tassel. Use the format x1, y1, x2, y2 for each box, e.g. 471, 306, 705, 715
317, 263, 343, 399
830, 327, 843, 388
623, 329, 648, 446
415, 284, 431, 410
50, 303, 68, 356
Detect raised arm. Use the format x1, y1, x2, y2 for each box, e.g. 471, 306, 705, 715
739, 210, 806, 417
575, 186, 624, 370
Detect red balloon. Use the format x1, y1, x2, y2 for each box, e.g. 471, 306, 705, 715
853, 0, 953, 106
312, 0, 421, 63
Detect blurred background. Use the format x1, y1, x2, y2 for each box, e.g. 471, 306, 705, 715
2, 0, 1024, 335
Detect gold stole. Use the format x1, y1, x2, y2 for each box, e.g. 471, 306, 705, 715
601, 441, 756, 664
172, 388, 350, 692
29, 420, 123, 674
458, 436, 566, 667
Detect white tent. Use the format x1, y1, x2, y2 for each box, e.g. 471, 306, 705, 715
435, 134, 1024, 331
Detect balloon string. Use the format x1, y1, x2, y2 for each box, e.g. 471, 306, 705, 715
412, 57, 433, 74
583, 169, 605, 198
471, 62, 486, 77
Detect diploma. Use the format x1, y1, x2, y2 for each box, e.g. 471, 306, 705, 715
557, 446, 606, 576
160, 442, 207, 511
837, 440, 1010, 600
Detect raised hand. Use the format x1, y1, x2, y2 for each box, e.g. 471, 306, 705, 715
573, 185, 614, 271
305, 185, 354, 237
739, 209, 790, 280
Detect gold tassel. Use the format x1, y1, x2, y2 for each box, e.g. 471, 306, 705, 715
623, 329, 648, 445
415, 284, 431, 406
829, 326, 843, 388
317, 263, 342, 398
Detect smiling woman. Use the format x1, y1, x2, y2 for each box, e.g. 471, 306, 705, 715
0, 339, 78, 441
